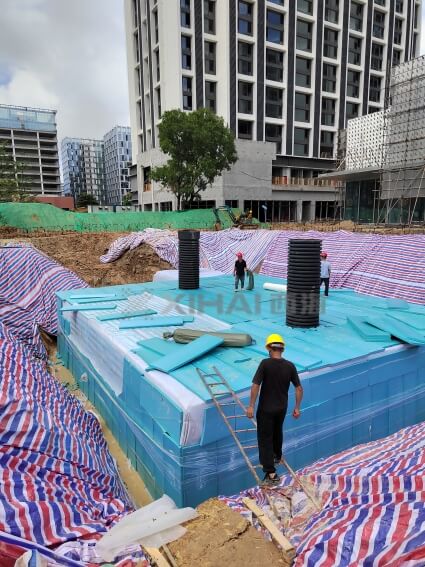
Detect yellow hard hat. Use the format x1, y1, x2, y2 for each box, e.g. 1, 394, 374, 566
265, 333, 285, 347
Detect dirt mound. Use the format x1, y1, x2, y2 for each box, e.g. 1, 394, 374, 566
27, 233, 171, 287
168, 499, 287, 566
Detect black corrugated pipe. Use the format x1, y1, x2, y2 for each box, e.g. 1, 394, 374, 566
286, 239, 321, 328
178, 230, 200, 290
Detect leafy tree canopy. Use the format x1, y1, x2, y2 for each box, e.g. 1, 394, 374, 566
151, 108, 237, 210
76, 193, 99, 207
0, 143, 33, 202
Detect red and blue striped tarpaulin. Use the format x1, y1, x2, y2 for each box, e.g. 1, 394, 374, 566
222, 421, 425, 566
0, 320, 140, 566
0, 244, 87, 359
100, 229, 425, 305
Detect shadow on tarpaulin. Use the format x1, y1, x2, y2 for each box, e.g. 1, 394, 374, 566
58, 323, 425, 508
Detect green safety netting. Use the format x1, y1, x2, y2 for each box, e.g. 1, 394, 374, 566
0, 203, 262, 233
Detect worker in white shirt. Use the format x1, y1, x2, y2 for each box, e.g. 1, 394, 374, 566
320, 251, 331, 296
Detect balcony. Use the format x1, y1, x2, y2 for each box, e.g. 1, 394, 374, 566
272, 176, 337, 188
143, 182, 152, 192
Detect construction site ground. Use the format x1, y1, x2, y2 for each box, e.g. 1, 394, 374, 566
1, 229, 284, 565
4, 224, 423, 565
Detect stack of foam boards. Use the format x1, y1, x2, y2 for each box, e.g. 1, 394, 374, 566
57, 275, 425, 506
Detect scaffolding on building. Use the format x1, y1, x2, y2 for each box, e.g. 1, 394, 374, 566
335, 54, 425, 226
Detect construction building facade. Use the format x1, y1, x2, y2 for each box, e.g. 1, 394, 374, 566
124, 0, 421, 220
0, 104, 61, 196
327, 54, 425, 225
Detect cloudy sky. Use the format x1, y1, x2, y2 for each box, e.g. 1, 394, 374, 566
0, 1, 424, 143
0, 0, 129, 141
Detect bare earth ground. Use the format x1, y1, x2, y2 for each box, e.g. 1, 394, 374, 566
0, 231, 171, 286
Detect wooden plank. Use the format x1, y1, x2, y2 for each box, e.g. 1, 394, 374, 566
144, 546, 172, 567
242, 497, 296, 564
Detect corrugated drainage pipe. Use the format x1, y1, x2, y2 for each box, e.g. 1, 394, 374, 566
286, 239, 321, 328
178, 230, 200, 290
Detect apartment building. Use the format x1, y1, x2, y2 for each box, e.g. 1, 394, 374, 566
125, 0, 421, 220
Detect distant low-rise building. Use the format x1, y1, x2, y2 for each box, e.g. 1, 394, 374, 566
0, 104, 61, 196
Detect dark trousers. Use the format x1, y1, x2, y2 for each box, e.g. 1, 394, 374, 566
321, 277, 330, 296
235, 274, 245, 289
256, 408, 286, 474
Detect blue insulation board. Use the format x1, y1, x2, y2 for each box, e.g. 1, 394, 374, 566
57, 275, 425, 507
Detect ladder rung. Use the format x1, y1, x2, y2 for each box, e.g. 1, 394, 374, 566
202, 373, 219, 378
218, 402, 236, 406
235, 428, 257, 433
207, 382, 226, 386
231, 414, 250, 419
253, 464, 263, 469
242, 444, 258, 450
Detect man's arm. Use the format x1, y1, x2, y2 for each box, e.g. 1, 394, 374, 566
246, 383, 260, 418
292, 385, 303, 418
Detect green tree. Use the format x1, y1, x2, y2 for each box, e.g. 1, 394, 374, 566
151, 108, 237, 210
0, 143, 32, 201
76, 193, 99, 207
122, 192, 133, 206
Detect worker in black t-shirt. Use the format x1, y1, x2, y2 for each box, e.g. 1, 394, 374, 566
246, 333, 303, 486
233, 252, 247, 291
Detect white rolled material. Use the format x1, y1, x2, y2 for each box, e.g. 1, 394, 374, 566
263, 282, 287, 293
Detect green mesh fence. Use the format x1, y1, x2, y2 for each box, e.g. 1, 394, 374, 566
0, 202, 262, 233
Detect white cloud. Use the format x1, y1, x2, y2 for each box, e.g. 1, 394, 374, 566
0, 0, 129, 141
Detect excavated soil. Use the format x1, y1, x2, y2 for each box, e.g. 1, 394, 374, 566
2, 232, 172, 286
168, 499, 288, 567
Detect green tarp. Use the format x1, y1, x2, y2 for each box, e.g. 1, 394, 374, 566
0, 202, 261, 232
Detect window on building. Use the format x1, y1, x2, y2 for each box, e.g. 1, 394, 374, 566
265, 86, 283, 118
321, 97, 336, 126
294, 127, 310, 156
296, 57, 311, 87
347, 70, 360, 98
297, 0, 313, 15
371, 43, 384, 71
395, 0, 403, 12
181, 35, 192, 69
296, 20, 312, 52
205, 81, 216, 112
295, 93, 310, 122
348, 36, 362, 65
320, 131, 334, 157
182, 76, 192, 109
392, 48, 401, 66
369, 75, 381, 102
267, 10, 284, 44
155, 50, 160, 81
181, 0, 191, 27
346, 102, 359, 120
414, 2, 419, 27
375, 0, 385, 5
350, 1, 363, 31
322, 63, 337, 92
323, 28, 338, 58
238, 41, 253, 75
238, 81, 253, 114
204, 0, 216, 34
325, 0, 339, 23
394, 18, 403, 45
266, 48, 284, 81
268, 0, 284, 4
205, 41, 216, 74
238, 1, 253, 35
238, 119, 253, 139
153, 10, 159, 43
156, 87, 162, 118
373, 10, 385, 39
265, 123, 282, 154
